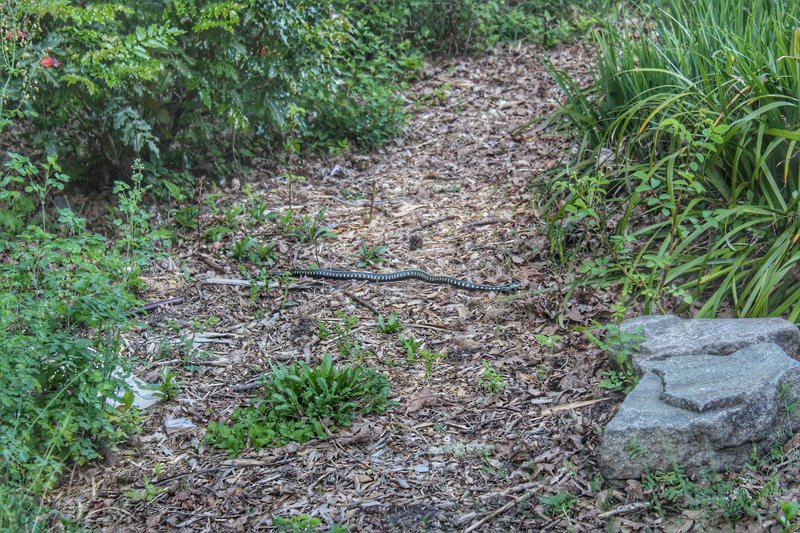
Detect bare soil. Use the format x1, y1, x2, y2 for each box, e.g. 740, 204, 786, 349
48, 42, 799, 532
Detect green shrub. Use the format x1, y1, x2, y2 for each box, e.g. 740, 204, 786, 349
3, 0, 353, 181
0, 154, 153, 494
546, 0, 800, 321
207, 354, 392, 455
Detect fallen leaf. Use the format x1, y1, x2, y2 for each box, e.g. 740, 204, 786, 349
405, 387, 442, 414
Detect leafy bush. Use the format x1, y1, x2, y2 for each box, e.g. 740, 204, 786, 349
207, 354, 392, 456
3, 0, 359, 181
546, 0, 800, 321
0, 154, 153, 495
337, 0, 607, 54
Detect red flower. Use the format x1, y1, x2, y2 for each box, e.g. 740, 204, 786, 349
40, 56, 61, 68
4, 29, 27, 41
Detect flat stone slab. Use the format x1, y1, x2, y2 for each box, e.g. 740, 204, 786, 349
600, 343, 800, 479
619, 315, 800, 374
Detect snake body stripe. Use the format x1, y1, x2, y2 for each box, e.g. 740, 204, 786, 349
275, 269, 519, 292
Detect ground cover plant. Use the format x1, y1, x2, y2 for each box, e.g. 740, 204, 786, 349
546, 0, 800, 321
206, 354, 392, 456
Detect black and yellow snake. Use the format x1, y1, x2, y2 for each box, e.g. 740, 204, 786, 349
274, 269, 520, 292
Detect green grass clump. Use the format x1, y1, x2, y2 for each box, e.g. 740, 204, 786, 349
546, 0, 800, 321
207, 355, 392, 456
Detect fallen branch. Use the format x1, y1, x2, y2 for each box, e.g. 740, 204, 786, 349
597, 501, 650, 519
464, 496, 520, 533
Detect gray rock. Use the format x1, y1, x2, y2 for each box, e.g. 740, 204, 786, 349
619, 315, 800, 374
600, 343, 800, 479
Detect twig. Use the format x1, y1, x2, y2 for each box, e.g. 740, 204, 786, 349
460, 218, 512, 231
132, 297, 185, 315
597, 501, 650, 519
203, 277, 266, 287
343, 290, 380, 315
410, 215, 456, 234
153, 458, 292, 486
479, 481, 541, 503
540, 398, 610, 416
198, 253, 224, 271
464, 496, 520, 533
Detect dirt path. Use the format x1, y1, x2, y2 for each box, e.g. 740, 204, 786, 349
53, 43, 623, 532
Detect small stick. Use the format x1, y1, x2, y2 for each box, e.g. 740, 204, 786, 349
597, 501, 650, 519
369, 179, 377, 221
133, 297, 185, 315
460, 218, 511, 231
464, 496, 520, 533
343, 290, 380, 315
410, 215, 456, 233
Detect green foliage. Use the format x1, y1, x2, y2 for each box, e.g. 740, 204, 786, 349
585, 317, 642, 394
0, 155, 150, 499
546, 0, 800, 322
156, 367, 180, 400
276, 208, 337, 244
777, 500, 800, 531
533, 333, 563, 350
399, 335, 424, 364
420, 348, 445, 378
125, 474, 166, 503
642, 466, 774, 526
376, 312, 402, 334
337, 0, 609, 55
478, 361, 506, 394
5, 0, 406, 182
206, 354, 392, 456
541, 491, 576, 516
273, 515, 321, 533
357, 239, 388, 268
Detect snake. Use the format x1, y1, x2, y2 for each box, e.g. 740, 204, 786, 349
274, 269, 520, 292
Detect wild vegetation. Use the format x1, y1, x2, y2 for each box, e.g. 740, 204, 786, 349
547, 0, 800, 322
2, 0, 800, 530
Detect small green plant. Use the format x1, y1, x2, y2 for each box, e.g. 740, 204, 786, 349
156, 367, 180, 400
533, 333, 563, 350
284, 173, 306, 208
624, 437, 646, 460
206, 354, 392, 456
541, 491, 576, 517
125, 474, 166, 503
584, 305, 643, 394
478, 361, 506, 394
356, 238, 388, 268
244, 184, 275, 227
273, 514, 320, 533
231, 235, 257, 260
777, 500, 800, 531
173, 205, 199, 230
420, 349, 445, 379
399, 335, 424, 364
276, 208, 337, 244
376, 312, 402, 334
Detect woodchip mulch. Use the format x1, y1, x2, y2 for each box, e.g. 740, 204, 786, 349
48, 41, 800, 533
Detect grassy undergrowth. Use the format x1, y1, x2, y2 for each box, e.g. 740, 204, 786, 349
0, 156, 159, 528
545, 0, 800, 322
